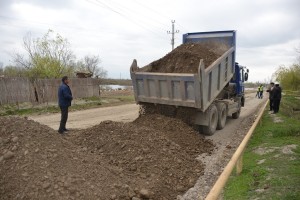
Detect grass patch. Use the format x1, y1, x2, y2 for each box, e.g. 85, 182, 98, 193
0, 95, 135, 116
224, 92, 300, 200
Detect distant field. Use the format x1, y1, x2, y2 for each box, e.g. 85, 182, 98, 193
101, 78, 132, 86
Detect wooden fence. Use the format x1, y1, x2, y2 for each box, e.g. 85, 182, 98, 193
0, 77, 101, 105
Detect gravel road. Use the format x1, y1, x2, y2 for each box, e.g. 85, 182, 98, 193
30, 104, 139, 130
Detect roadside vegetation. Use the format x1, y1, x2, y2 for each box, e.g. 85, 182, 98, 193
0, 95, 135, 116
224, 91, 300, 200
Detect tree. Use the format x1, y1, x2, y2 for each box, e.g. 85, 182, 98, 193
274, 64, 300, 91
11, 30, 76, 79
75, 55, 107, 78
272, 47, 300, 91
0, 62, 3, 76
3, 65, 27, 77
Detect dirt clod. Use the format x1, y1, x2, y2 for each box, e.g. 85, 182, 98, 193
3, 150, 14, 160
139, 188, 151, 198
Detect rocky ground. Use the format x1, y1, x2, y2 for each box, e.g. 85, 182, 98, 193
0, 114, 215, 200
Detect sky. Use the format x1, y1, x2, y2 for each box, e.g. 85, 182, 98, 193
0, 0, 299, 82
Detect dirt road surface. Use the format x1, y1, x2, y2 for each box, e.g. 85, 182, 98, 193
180, 92, 267, 199
29, 104, 139, 130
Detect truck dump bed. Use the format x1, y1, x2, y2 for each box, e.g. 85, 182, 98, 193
130, 30, 236, 112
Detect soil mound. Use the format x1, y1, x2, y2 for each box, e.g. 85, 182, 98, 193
0, 117, 120, 199
138, 42, 229, 74
72, 114, 214, 199
0, 115, 214, 199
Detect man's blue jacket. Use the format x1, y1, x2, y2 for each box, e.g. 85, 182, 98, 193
58, 82, 73, 107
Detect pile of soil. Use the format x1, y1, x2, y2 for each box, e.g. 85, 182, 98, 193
137, 42, 229, 74
0, 115, 214, 199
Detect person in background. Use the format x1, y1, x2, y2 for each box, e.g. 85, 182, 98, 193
272, 82, 282, 114
259, 84, 264, 99
266, 82, 275, 111
58, 76, 73, 134
256, 86, 261, 98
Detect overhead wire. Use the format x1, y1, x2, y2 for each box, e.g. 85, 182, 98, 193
87, 0, 168, 40
131, 0, 189, 33
108, 0, 169, 30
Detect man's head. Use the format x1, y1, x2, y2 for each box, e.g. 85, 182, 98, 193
270, 82, 274, 86
62, 76, 69, 85
275, 82, 279, 86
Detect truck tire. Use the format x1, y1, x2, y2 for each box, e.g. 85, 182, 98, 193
217, 103, 227, 130
232, 108, 241, 119
200, 104, 218, 135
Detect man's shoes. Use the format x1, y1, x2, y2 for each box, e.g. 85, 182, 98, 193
58, 130, 64, 134
63, 128, 69, 132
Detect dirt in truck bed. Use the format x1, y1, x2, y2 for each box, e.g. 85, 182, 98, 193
137, 42, 229, 73
0, 115, 214, 199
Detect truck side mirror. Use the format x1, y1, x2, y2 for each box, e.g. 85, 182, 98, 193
245, 73, 248, 81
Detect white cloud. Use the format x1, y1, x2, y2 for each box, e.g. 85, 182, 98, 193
0, 0, 299, 82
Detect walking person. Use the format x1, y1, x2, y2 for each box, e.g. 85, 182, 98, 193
272, 82, 282, 114
256, 86, 261, 98
259, 84, 264, 99
266, 82, 275, 111
58, 76, 73, 134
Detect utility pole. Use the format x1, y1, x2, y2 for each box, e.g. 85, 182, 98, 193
167, 20, 179, 50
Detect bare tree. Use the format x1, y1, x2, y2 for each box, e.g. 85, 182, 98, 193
0, 62, 3, 76
296, 44, 300, 64
76, 55, 107, 78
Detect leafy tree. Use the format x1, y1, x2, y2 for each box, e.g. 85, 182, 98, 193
11, 30, 76, 80
3, 65, 27, 77
75, 55, 107, 78
274, 64, 300, 91
273, 47, 300, 91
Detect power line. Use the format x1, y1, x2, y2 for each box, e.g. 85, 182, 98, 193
87, 0, 167, 39
108, 0, 169, 31
132, 0, 189, 33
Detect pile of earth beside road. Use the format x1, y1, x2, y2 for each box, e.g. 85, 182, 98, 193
0, 114, 214, 199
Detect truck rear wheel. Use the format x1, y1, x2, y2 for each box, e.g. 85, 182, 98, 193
232, 108, 241, 119
217, 103, 227, 130
200, 104, 218, 135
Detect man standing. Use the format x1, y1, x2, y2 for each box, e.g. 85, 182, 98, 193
259, 84, 264, 99
266, 82, 275, 111
256, 86, 261, 98
58, 76, 73, 134
272, 82, 282, 114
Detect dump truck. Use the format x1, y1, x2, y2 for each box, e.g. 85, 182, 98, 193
130, 30, 249, 135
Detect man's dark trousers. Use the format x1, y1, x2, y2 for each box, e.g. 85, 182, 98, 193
59, 106, 68, 132
269, 99, 274, 111
273, 99, 281, 113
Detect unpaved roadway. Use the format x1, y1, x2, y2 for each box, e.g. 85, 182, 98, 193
181, 92, 267, 199
30, 104, 139, 130
29, 91, 266, 199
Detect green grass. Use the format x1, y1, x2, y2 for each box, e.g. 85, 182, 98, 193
0, 95, 135, 116
224, 92, 300, 200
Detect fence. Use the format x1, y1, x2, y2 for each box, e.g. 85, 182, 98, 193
205, 100, 269, 200
0, 77, 101, 105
